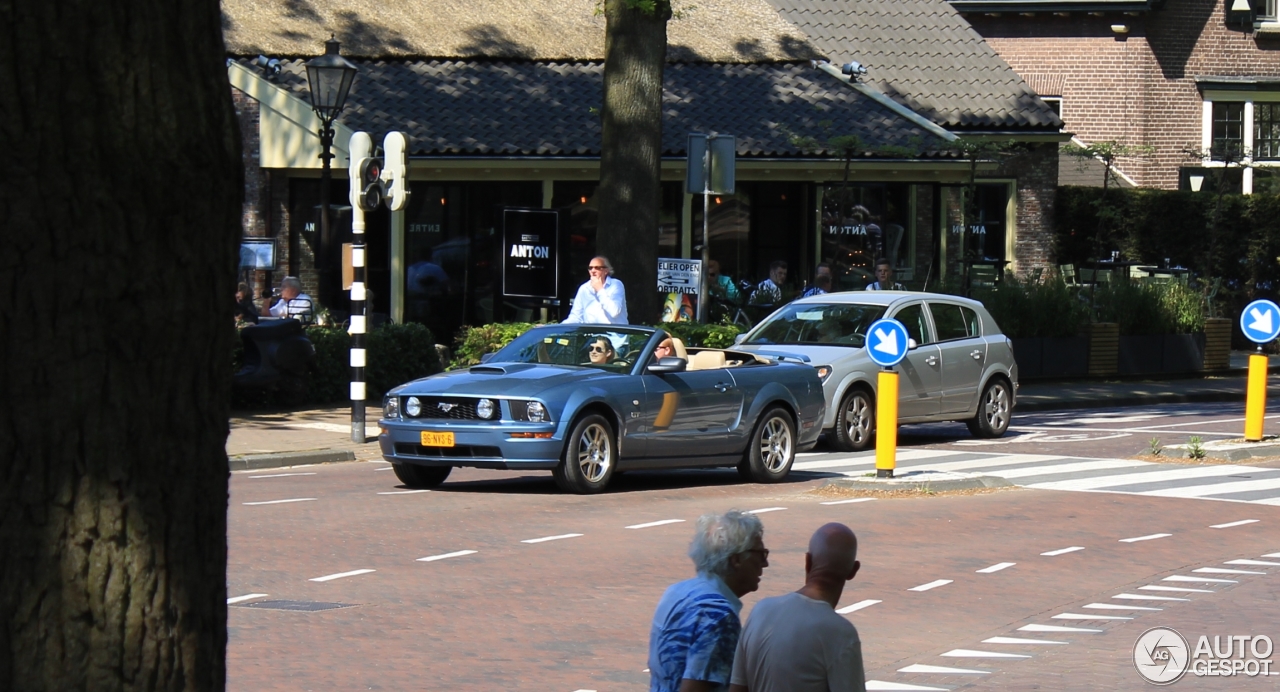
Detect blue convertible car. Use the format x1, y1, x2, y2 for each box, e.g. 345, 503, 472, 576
378, 324, 826, 493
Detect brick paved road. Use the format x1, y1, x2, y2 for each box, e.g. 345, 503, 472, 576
227, 461, 1280, 691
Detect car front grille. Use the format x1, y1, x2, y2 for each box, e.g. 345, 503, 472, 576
394, 443, 502, 458
404, 397, 480, 420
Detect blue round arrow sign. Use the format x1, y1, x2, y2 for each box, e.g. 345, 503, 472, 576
1241, 299, 1280, 344
866, 318, 909, 367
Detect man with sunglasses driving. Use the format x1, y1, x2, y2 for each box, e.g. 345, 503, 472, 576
563, 256, 629, 324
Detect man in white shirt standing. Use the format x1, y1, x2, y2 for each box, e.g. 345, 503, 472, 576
563, 256, 628, 324
729, 523, 866, 692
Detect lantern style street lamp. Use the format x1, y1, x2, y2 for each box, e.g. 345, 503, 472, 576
305, 36, 362, 441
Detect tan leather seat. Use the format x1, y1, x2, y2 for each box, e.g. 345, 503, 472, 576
670, 337, 688, 360
687, 350, 726, 371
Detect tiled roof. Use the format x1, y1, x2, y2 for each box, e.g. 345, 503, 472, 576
949, 1, 1161, 12
252, 59, 953, 158
764, 0, 1063, 131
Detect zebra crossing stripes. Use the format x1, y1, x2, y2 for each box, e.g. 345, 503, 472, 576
792, 448, 1280, 504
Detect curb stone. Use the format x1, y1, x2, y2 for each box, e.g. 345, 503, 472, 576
821, 474, 1013, 493
229, 449, 356, 471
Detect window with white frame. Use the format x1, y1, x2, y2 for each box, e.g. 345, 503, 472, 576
1212, 102, 1245, 160
1256, 103, 1280, 160
1263, 0, 1278, 21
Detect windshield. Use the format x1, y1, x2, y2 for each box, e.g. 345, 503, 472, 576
490, 325, 656, 371
743, 302, 886, 347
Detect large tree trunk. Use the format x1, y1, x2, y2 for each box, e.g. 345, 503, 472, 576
597, 0, 670, 324
0, 1, 240, 689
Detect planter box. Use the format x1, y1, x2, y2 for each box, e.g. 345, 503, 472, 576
1203, 318, 1231, 370
1011, 336, 1089, 380
1088, 323, 1119, 377
1118, 333, 1206, 376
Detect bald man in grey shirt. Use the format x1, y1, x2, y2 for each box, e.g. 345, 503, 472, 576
728, 523, 866, 692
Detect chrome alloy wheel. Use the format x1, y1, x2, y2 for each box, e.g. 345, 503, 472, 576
982, 381, 1010, 432
576, 422, 613, 483
758, 416, 794, 473
843, 394, 872, 446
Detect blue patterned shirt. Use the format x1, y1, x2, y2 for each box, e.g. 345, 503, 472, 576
648, 573, 743, 692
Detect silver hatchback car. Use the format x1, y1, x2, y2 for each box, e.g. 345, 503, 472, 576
734, 291, 1018, 452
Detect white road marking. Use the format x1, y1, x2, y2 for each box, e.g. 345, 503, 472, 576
866, 682, 949, 691
309, 569, 375, 582
1083, 603, 1162, 611
1211, 519, 1260, 528
1226, 559, 1280, 566
287, 422, 382, 436
1265, 552, 1280, 558
418, 550, 477, 562
1114, 593, 1189, 601
1041, 546, 1085, 556
521, 533, 584, 544
1164, 575, 1237, 583
901, 453, 1065, 474
793, 458, 877, 471
1146, 477, 1280, 499
626, 519, 685, 529
572, 689, 597, 692
898, 664, 989, 675
1014, 424, 1235, 437
746, 507, 786, 514
1019, 624, 1101, 633
908, 579, 952, 592
995, 459, 1148, 479
249, 472, 317, 479
1031, 466, 1257, 492
976, 562, 1016, 573
375, 466, 395, 471
983, 636, 1068, 645
242, 498, 316, 506
941, 649, 1031, 659
227, 593, 268, 604
1119, 533, 1172, 543
1053, 613, 1133, 620
1141, 585, 1215, 593
820, 498, 878, 505
1194, 567, 1266, 575
378, 489, 431, 495
836, 599, 881, 614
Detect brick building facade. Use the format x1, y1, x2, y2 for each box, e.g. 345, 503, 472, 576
956, 0, 1280, 191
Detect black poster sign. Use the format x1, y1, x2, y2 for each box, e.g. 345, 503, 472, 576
502, 208, 559, 299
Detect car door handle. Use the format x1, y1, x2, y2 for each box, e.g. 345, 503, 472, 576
715, 383, 734, 392
970, 350, 983, 360
925, 356, 938, 367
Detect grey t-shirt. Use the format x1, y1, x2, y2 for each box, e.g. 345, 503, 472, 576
730, 592, 866, 692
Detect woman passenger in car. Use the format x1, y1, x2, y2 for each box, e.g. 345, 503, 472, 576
586, 337, 617, 365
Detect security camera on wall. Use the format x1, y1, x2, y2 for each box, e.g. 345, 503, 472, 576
841, 61, 867, 77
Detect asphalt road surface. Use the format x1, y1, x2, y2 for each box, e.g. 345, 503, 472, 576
227, 402, 1280, 691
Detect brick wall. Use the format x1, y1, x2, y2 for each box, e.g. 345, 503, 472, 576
999, 143, 1059, 275
966, 0, 1280, 190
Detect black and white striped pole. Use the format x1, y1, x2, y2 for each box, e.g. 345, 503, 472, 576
347, 131, 410, 443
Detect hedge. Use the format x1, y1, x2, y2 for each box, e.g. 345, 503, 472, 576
448, 321, 747, 369
232, 322, 441, 408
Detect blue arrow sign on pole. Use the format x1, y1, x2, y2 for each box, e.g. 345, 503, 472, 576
866, 318, 909, 368
1241, 299, 1280, 344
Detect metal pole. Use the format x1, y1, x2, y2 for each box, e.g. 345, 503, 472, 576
1245, 347, 1267, 442
342, 126, 366, 444
876, 369, 898, 478
697, 146, 711, 322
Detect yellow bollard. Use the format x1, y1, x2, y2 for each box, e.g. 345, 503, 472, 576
876, 370, 898, 478
1245, 352, 1268, 442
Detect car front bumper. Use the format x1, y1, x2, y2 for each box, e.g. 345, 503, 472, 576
378, 419, 564, 470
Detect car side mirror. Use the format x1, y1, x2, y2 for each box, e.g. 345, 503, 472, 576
480, 353, 494, 363
907, 338, 918, 351
733, 333, 747, 345
647, 356, 687, 374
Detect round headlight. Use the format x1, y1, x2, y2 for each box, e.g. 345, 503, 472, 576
526, 401, 546, 423
405, 396, 422, 417
476, 398, 496, 419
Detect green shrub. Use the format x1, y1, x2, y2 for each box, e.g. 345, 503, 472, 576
654, 321, 746, 348
451, 322, 538, 368
974, 274, 1090, 338
1090, 280, 1206, 335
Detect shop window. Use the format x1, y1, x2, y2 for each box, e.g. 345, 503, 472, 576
821, 182, 910, 292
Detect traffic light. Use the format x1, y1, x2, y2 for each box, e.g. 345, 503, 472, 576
357, 156, 384, 212
383, 131, 409, 211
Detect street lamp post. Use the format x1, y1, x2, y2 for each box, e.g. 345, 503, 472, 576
305, 36, 361, 442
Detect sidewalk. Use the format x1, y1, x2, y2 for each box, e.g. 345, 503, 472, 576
227, 351, 1279, 471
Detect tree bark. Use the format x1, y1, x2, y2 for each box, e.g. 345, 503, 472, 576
0, 1, 240, 689
597, 0, 670, 324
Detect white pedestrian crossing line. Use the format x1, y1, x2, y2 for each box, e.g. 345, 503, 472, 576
790, 448, 1280, 504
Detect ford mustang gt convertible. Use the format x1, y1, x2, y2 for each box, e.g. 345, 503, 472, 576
378, 324, 826, 493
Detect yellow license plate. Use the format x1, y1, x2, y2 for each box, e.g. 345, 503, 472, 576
420, 431, 455, 447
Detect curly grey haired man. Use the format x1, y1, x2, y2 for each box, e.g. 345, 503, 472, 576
648, 510, 770, 692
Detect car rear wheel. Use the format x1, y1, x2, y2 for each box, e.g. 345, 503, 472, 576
831, 388, 874, 452
392, 463, 452, 488
738, 407, 796, 483
967, 378, 1012, 438
553, 414, 616, 494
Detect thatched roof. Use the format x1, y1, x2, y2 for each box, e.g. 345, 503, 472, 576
221, 0, 823, 63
